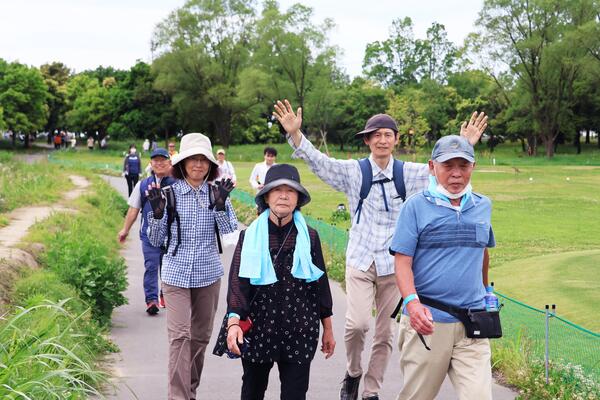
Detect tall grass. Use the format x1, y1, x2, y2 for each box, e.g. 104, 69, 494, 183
0, 301, 109, 399
0, 151, 68, 215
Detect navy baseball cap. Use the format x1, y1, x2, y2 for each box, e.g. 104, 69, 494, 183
150, 148, 170, 159
431, 135, 475, 163
355, 114, 398, 137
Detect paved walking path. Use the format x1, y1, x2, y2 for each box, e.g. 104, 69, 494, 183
104, 175, 516, 400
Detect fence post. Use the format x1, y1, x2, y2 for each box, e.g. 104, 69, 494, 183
545, 304, 550, 384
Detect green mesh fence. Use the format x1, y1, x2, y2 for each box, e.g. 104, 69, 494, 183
495, 291, 600, 380
230, 190, 350, 255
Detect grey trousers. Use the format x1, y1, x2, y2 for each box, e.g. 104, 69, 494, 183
163, 280, 221, 400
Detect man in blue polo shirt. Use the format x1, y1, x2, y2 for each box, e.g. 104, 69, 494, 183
390, 135, 495, 400
118, 148, 175, 315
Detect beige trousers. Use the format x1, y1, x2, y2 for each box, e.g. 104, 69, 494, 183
396, 316, 492, 400
344, 264, 401, 397
163, 280, 221, 400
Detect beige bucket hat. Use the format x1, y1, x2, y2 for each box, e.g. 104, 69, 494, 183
171, 133, 218, 167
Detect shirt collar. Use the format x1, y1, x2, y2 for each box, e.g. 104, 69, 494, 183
368, 154, 394, 180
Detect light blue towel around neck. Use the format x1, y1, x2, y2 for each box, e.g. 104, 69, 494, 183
239, 209, 324, 285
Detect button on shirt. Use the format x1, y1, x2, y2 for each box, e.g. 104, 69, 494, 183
290, 134, 430, 276
146, 179, 238, 288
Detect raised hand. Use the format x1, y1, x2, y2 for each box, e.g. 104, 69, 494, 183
460, 111, 488, 146
146, 183, 166, 219
211, 178, 234, 211
273, 99, 303, 145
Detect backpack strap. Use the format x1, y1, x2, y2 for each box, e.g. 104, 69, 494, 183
355, 158, 372, 224
392, 159, 406, 201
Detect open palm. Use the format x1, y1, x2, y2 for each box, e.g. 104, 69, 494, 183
273, 99, 302, 134
460, 111, 488, 146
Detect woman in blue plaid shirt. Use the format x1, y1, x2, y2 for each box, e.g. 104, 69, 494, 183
146, 133, 238, 400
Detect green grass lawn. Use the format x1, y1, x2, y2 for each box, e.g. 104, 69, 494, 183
47, 142, 600, 331
492, 250, 600, 331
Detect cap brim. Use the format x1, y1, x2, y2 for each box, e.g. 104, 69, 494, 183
434, 152, 475, 163
354, 127, 379, 137
255, 178, 311, 210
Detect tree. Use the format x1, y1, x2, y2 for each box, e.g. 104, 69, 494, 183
40, 62, 71, 135
152, 0, 258, 147
254, 0, 337, 113
363, 18, 458, 89
65, 76, 112, 139
387, 88, 429, 154
0, 60, 48, 148
476, 0, 599, 157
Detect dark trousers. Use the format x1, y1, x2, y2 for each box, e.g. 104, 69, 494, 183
141, 240, 162, 302
241, 359, 311, 400
125, 174, 139, 196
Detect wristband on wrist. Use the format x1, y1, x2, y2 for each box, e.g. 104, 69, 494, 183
226, 323, 240, 332
403, 293, 419, 307
227, 312, 240, 320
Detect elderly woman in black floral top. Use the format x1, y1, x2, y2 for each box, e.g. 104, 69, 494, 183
224, 164, 335, 400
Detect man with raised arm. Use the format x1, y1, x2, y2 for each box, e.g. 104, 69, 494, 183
273, 99, 487, 400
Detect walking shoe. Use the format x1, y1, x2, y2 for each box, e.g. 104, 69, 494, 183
340, 372, 361, 400
159, 293, 166, 308
146, 301, 159, 315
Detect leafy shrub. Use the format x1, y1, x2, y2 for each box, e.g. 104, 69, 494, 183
42, 215, 127, 326
329, 208, 350, 224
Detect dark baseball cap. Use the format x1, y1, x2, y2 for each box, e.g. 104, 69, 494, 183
431, 135, 475, 163
355, 114, 398, 137
150, 148, 170, 159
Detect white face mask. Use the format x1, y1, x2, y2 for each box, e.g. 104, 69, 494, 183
435, 177, 472, 199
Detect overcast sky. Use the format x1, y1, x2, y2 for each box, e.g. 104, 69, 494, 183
0, 0, 483, 77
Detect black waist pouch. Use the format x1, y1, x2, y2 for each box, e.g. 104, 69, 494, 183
462, 309, 502, 339
415, 296, 502, 339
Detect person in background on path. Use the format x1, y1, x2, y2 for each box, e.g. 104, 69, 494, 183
146, 133, 238, 400
118, 148, 175, 315
87, 136, 94, 151
100, 136, 108, 150
273, 99, 487, 400
215, 148, 237, 186
53, 131, 62, 149
249, 147, 277, 191
390, 135, 495, 400
168, 141, 178, 158
220, 164, 335, 400
70, 132, 77, 149
143, 138, 150, 154
123, 144, 142, 197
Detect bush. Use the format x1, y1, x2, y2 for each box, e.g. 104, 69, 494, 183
42, 215, 127, 326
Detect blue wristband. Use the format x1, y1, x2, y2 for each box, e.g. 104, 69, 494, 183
227, 312, 240, 319
403, 294, 419, 307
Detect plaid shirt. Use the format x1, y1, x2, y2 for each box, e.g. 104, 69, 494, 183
146, 179, 238, 288
290, 135, 429, 276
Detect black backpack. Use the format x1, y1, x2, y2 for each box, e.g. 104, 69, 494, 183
354, 158, 406, 224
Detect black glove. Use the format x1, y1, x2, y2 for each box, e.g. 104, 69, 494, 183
147, 186, 166, 219
210, 178, 234, 211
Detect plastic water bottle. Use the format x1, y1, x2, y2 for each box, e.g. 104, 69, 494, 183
484, 286, 499, 311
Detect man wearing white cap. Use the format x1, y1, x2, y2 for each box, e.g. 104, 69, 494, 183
146, 133, 238, 400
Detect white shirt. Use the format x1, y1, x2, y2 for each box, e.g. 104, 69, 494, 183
217, 160, 237, 183
290, 134, 429, 276
249, 161, 274, 191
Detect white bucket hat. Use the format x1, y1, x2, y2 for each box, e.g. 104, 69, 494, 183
171, 133, 218, 167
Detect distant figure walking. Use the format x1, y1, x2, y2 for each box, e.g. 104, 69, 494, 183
249, 147, 277, 192
123, 144, 142, 196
